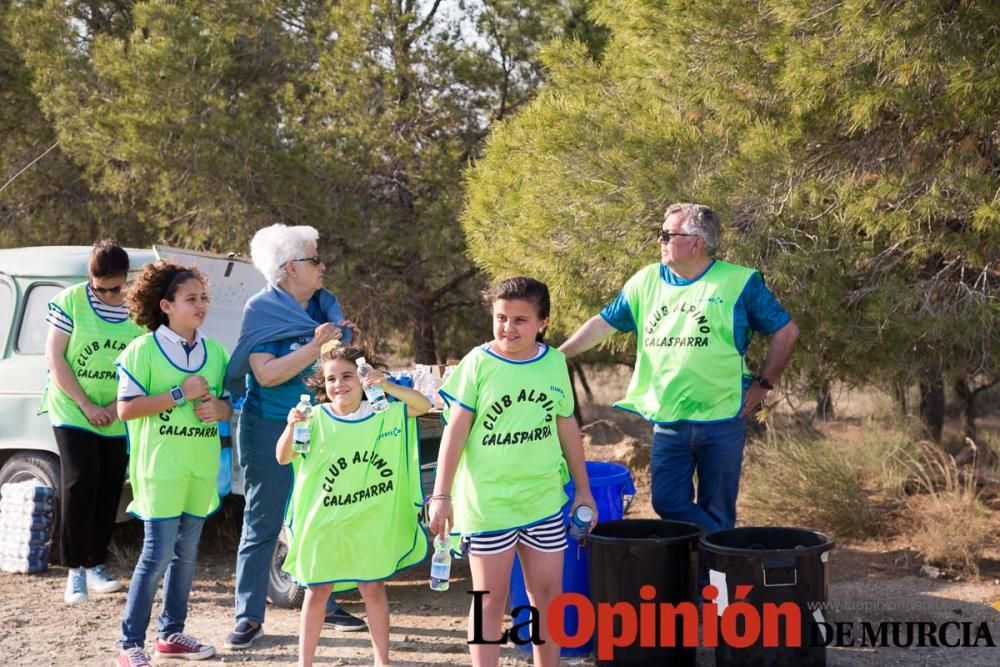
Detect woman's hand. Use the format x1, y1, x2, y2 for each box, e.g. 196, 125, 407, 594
313, 322, 340, 347
428, 497, 453, 540
338, 319, 361, 341
81, 401, 111, 427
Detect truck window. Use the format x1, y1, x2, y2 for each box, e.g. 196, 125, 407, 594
16, 283, 63, 354
0, 279, 12, 353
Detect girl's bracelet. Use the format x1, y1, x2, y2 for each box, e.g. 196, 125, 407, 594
427, 494, 452, 502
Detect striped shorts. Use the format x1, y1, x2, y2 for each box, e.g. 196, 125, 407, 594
465, 512, 568, 556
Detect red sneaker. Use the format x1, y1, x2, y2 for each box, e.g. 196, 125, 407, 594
154, 633, 216, 661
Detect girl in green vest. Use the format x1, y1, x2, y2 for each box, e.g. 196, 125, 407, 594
42, 239, 143, 605
428, 276, 596, 667
279, 343, 431, 667
114, 262, 232, 667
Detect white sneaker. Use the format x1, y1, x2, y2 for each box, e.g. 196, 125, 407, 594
86, 564, 124, 593
64, 567, 88, 604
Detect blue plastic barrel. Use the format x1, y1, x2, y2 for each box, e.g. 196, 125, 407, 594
509, 460, 636, 657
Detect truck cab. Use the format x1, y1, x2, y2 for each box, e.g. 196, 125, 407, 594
0, 245, 264, 512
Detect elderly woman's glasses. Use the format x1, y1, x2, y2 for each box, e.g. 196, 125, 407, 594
290, 255, 322, 266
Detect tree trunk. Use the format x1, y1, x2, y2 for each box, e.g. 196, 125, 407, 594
567, 361, 594, 426
891, 381, 909, 417
953, 378, 978, 443
411, 299, 437, 365
815, 380, 834, 420
918, 371, 945, 443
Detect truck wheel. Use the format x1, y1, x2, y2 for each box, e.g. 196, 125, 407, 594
0, 452, 61, 558
268, 526, 305, 608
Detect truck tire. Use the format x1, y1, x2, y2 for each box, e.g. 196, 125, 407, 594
268, 526, 305, 608
0, 451, 61, 559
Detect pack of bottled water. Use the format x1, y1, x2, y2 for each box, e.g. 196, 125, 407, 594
0, 482, 54, 573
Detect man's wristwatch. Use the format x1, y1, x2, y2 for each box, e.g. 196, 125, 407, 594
170, 386, 187, 407
754, 375, 775, 391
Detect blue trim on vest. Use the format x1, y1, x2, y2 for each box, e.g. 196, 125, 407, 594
321, 404, 376, 423
115, 363, 150, 397
50, 422, 126, 439
439, 389, 475, 415
47, 301, 73, 326
152, 331, 209, 374
84, 284, 130, 324
481, 342, 550, 365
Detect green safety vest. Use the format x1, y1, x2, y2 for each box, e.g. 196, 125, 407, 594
40, 283, 142, 436
116, 333, 229, 519
282, 401, 425, 591
441, 344, 574, 535
615, 261, 757, 423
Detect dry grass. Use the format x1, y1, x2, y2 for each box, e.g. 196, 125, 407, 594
899, 444, 996, 575
741, 433, 887, 539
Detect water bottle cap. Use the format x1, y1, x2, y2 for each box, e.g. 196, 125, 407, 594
356, 357, 367, 366
299, 394, 311, 402
576, 505, 594, 521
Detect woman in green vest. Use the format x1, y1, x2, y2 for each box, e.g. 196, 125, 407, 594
114, 261, 232, 667
279, 343, 431, 667
428, 276, 596, 667
42, 239, 143, 605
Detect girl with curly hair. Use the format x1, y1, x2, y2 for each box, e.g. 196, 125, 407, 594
113, 261, 233, 667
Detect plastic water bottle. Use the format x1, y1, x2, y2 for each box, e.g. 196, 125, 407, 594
292, 394, 312, 454
568, 505, 594, 541
356, 357, 389, 412
429, 535, 451, 591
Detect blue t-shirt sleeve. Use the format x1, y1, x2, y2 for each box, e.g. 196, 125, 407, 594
740, 274, 791, 335
599, 291, 636, 333
250, 339, 282, 356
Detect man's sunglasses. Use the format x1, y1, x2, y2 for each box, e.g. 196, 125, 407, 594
290, 255, 323, 266
657, 230, 699, 242
90, 283, 126, 295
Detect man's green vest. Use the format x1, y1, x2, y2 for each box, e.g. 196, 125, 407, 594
615, 261, 757, 424
116, 333, 228, 519
40, 283, 142, 436
282, 401, 425, 591
440, 344, 574, 535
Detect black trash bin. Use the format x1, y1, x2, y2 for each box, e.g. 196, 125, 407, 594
587, 519, 702, 666
700, 527, 835, 667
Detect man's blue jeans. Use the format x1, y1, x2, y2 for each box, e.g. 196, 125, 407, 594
120, 514, 205, 648
651, 418, 746, 533
234, 409, 342, 624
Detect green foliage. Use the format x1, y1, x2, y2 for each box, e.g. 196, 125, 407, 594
463, 0, 1000, 388
1, 0, 600, 361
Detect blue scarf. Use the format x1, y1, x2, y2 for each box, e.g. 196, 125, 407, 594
225, 284, 350, 396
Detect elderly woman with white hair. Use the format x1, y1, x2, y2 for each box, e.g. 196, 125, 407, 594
224, 224, 366, 650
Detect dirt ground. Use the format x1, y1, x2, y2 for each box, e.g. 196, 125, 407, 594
2, 493, 998, 666
2, 385, 999, 666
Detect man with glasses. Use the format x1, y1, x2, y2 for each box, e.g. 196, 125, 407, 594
560, 203, 799, 532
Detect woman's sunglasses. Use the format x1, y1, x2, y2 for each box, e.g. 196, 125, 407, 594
290, 255, 323, 266
90, 283, 126, 295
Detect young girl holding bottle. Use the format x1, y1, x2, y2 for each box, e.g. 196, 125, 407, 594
279, 343, 431, 667
428, 276, 597, 667
114, 262, 231, 667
